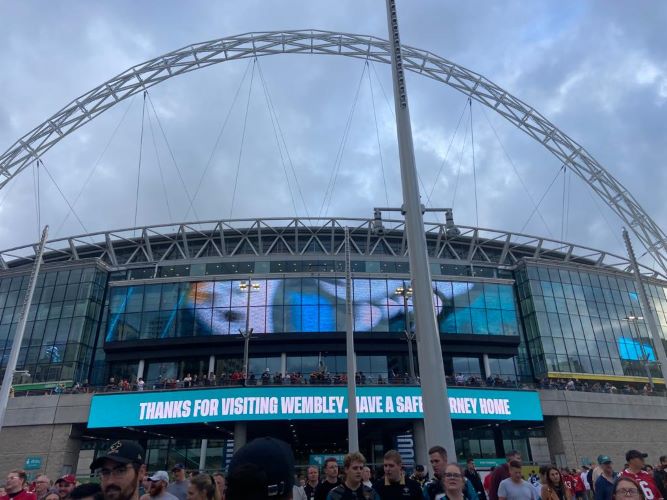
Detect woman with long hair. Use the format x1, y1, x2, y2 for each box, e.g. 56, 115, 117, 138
187, 475, 221, 500
541, 466, 572, 500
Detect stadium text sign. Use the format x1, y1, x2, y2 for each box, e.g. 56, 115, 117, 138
88, 386, 542, 428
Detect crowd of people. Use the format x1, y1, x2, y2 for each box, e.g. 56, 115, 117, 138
2, 440, 665, 500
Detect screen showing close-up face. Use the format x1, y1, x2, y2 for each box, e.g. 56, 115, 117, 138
105, 278, 518, 341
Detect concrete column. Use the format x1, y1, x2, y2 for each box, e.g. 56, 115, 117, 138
234, 422, 247, 452
137, 360, 145, 380
199, 438, 208, 472
413, 419, 428, 471
280, 353, 287, 377
208, 355, 215, 375
482, 354, 491, 379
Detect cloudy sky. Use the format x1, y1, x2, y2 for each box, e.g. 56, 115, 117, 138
0, 1, 666, 270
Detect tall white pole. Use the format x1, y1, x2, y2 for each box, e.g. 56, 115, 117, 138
384, 0, 456, 455
0, 225, 49, 432
344, 227, 359, 452
623, 228, 667, 395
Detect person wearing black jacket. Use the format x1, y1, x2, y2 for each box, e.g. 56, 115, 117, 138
464, 459, 487, 500
655, 456, 667, 500
372, 450, 422, 500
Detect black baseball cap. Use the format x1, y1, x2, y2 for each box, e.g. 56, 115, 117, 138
415, 465, 425, 472
90, 440, 145, 470
226, 437, 295, 500
626, 450, 648, 462
171, 464, 185, 471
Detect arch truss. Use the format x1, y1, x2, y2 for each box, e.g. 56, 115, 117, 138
1, 30, 665, 274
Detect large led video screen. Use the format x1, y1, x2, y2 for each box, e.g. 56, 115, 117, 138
106, 278, 518, 341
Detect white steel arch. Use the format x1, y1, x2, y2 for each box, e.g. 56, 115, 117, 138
1, 30, 665, 273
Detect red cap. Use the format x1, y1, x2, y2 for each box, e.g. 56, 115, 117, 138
56, 474, 76, 485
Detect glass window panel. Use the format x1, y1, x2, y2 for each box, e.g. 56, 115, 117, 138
453, 284, 472, 308
454, 308, 472, 334
160, 284, 180, 311
144, 284, 162, 311
486, 309, 503, 335
125, 286, 144, 313
471, 309, 488, 334
319, 304, 336, 331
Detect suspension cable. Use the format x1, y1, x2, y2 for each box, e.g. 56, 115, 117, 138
520, 164, 564, 234
54, 96, 136, 238
367, 61, 389, 206
469, 97, 479, 227
255, 59, 299, 217
369, 61, 430, 206
320, 63, 367, 218
450, 106, 471, 209
561, 166, 567, 242
479, 105, 554, 237
425, 99, 468, 207
39, 159, 88, 234
134, 92, 147, 229
146, 103, 173, 222
184, 59, 254, 221
229, 58, 256, 219
145, 92, 199, 221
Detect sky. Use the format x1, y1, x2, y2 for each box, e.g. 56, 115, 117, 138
0, 1, 666, 271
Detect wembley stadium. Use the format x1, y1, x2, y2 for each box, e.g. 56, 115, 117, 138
0, 29, 666, 481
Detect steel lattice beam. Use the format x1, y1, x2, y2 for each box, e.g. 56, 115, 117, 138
1, 30, 665, 273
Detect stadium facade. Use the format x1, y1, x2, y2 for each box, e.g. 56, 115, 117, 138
1, 215, 666, 478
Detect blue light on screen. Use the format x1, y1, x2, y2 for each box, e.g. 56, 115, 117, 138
618, 336, 656, 361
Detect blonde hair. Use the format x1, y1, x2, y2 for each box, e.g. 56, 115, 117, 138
190, 475, 221, 500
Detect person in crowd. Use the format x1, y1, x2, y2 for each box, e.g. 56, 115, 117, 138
621, 451, 662, 500
34, 476, 52, 500
0, 489, 5, 498
437, 463, 472, 500
654, 456, 667, 500
498, 461, 538, 500
70, 483, 102, 500
533, 466, 549, 497
561, 470, 574, 498
594, 456, 616, 500
314, 458, 342, 500
423, 446, 478, 500
303, 467, 319, 500
490, 451, 522, 500
167, 465, 189, 500
579, 467, 592, 500
541, 466, 572, 500
186, 475, 219, 500
44, 493, 61, 500
56, 476, 77, 500
361, 468, 373, 489
293, 477, 307, 500
485, 468, 497, 497
612, 477, 646, 500
410, 465, 429, 487
372, 449, 422, 499
572, 470, 586, 500
1, 470, 37, 500
141, 471, 178, 500
465, 459, 488, 500
211, 474, 225, 500
225, 437, 295, 500
90, 440, 147, 500
326, 451, 379, 499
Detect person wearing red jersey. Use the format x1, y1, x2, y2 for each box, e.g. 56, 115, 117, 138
561, 470, 574, 498
1, 470, 37, 500
621, 450, 663, 500
571, 470, 586, 500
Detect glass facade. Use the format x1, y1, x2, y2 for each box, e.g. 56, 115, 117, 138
516, 263, 667, 379
105, 278, 519, 340
0, 266, 106, 384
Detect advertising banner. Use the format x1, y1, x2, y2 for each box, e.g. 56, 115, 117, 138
88, 386, 542, 428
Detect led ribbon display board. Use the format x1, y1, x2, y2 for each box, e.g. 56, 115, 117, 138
88, 386, 542, 428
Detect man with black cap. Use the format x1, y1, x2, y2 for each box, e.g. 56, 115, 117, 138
226, 437, 295, 500
410, 465, 428, 487
90, 440, 147, 500
593, 455, 615, 500
166, 465, 189, 500
621, 450, 663, 500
